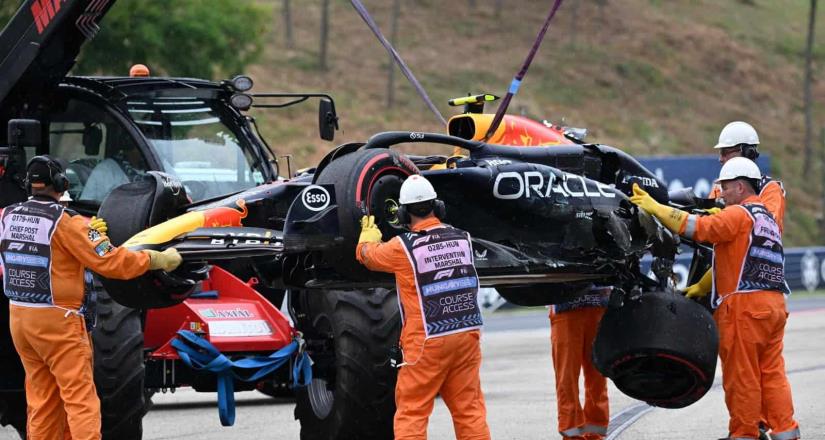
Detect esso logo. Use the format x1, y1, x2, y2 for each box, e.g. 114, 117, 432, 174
302, 185, 330, 211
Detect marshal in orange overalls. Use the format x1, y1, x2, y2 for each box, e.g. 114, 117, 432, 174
358, 217, 490, 440
1, 196, 151, 440
549, 291, 609, 440
683, 196, 800, 440
709, 176, 788, 438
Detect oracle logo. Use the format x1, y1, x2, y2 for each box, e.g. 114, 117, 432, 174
492, 171, 616, 200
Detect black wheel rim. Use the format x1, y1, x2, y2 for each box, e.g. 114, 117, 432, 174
367, 173, 406, 234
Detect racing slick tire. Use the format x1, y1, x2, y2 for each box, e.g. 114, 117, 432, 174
98, 175, 200, 309
592, 290, 718, 409
294, 288, 401, 440
315, 148, 418, 278
92, 278, 152, 440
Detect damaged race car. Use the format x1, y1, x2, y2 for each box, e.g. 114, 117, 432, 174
0, 1, 718, 439
100, 95, 720, 436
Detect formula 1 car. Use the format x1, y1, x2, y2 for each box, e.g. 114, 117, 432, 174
98, 95, 719, 433
0, 1, 718, 439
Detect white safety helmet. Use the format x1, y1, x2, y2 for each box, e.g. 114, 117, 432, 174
716, 157, 762, 182
714, 121, 759, 149
399, 175, 437, 205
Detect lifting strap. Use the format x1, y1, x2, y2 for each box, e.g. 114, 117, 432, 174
171, 330, 312, 426
349, 0, 447, 126
483, 0, 565, 141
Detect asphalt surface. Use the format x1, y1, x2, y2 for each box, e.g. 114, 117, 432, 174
2, 296, 824, 439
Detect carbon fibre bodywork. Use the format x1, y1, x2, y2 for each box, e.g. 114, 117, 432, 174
106, 130, 677, 306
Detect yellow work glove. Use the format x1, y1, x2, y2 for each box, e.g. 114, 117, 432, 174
89, 216, 108, 235
629, 183, 688, 234
358, 215, 382, 244
702, 207, 722, 215
684, 269, 712, 299
144, 248, 183, 272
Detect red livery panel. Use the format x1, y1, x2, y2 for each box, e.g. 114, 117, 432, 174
145, 266, 293, 359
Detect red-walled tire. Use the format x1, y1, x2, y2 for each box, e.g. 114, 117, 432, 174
315, 148, 418, 278
592, 290, 719, 409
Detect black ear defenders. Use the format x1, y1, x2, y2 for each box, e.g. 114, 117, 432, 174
433, 199, 446, 220
25, 155, 69, 193
740, 144, 760, 160
398, 199, 447, 225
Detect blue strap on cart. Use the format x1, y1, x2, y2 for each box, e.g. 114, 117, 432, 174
171, 330, 312, 426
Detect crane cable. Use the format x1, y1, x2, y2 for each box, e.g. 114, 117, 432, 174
350, 0, 447, 126
483, 0, 565, 141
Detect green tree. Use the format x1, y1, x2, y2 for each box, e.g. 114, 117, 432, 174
75, 0, 269, 79
0, 1, 22, 25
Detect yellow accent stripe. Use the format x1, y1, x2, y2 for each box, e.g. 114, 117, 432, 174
123, 211, 206, 248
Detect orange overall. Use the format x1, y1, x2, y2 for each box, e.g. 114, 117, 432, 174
1, 197, 150, 440
683, 196, 799, 440
711, 178, 787, 437
357, 217, 490, 440
549, 296, 609, 440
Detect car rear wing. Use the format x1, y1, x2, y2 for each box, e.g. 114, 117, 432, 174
0, 0, 116, 106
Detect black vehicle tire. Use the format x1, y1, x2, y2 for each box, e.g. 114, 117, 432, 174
92, 283, 151, 440
0, 392, 27, 439
315, 148, 418, 278
98, 175, 196, 309
294, 288, 401, 440
592, 290, 719, 409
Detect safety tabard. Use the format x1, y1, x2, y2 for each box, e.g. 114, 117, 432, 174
0, 200, 64, 305
399, 226, 482, 338
711, 203, 791, 308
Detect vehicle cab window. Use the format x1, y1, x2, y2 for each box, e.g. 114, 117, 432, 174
128, 97, 266, 201
48, 98, 148, 204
